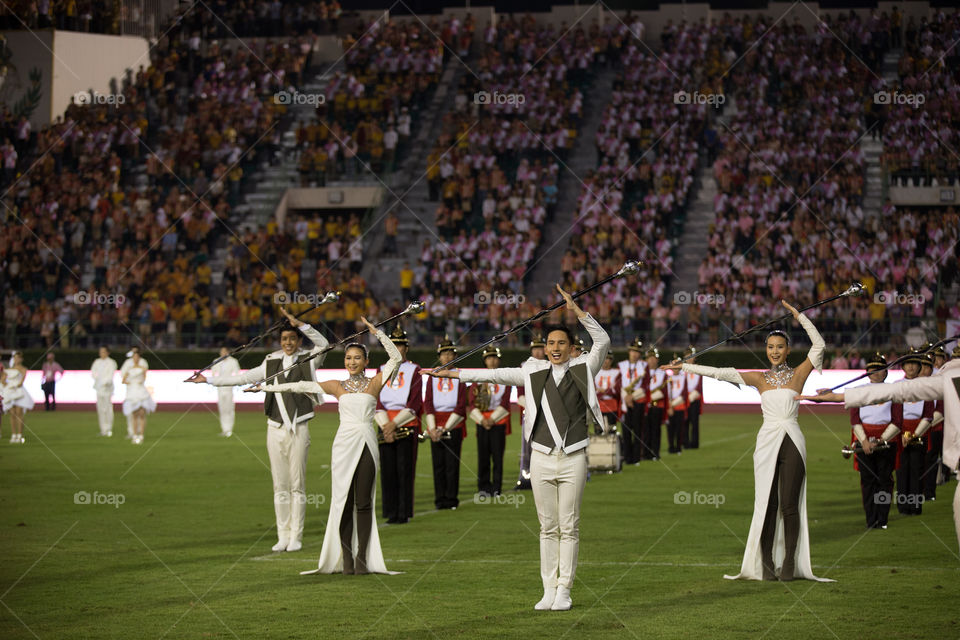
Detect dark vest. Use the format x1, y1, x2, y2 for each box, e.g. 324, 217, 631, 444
264, 355, 315, 423
531, 365, 589, 450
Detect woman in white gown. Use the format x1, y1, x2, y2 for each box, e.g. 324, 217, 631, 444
253, 317, 402, 575
664, 301, 832, 582
121, 348, 156, 445
2, 351, 34, 443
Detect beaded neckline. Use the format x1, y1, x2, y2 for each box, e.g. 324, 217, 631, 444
342, 373, 370, 394
763, 363, 795, 388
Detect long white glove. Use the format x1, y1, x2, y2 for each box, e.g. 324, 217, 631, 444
682, 363, 745, 385
797, 312, 825, 372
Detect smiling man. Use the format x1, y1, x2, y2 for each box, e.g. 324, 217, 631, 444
425, 284, 610, 611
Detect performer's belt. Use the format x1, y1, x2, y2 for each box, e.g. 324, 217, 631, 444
482, 409, 509, 427
433, 411, 462, 439
861, 423, 888, 440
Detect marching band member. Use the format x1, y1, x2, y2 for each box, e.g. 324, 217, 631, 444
801, 344, 960, 552
684, 346, 704, 449
515, 333, 546, 490
666, 355, 688, 454
644, 348, 667, 461
189, 307, 330, 552
666, 301, 832, 582
595, 350, 622, 433
849, 353, 902, 529
376, 324, 422, 524
895, 348, 933, 516
1, 351, 32, 443
91, 347, 118, 437
424, 336, 467, 509
618, 338, 647, 464
211, 347, 241, 437
469, 346, 512, 496
424, 285, 611, 610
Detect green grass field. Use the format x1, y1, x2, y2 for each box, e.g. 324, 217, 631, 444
1, 407, 958, 639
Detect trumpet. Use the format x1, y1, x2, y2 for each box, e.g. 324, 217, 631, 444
902, 431, 925, 448
377, 425, 416, 444
841, 439, 891, 459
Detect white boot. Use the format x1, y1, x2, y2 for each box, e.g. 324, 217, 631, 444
286, 540, 302, 552
551, 585, 572, 610
271, 538, 290, 552
534, 587, 556, 610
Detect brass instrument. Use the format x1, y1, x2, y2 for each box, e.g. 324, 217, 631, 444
902, 430, 925, 449
377, 425, 415, 444
841, 439, 891, 459
474, 382, 492, 412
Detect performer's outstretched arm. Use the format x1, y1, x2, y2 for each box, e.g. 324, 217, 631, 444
206, 361, 267, 387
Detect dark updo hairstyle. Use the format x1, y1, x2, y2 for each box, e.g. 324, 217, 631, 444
766, 330, 790, 346
344, 342, 368, 359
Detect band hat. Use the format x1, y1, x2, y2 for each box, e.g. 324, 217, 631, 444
482, 346, 502, 359
437, 334, 457, 355
627, 337, 643, 352
389, 323, 409, 345
902, 348, 925, 366
865, 352, 887, 370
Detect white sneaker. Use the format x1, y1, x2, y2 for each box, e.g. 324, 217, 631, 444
534, 587, 557, 611
219, 432, 233, 438
271, 539, 289, 552
551, 586, 572, 611
286, 540, 302, 552
9, 435, 16, 443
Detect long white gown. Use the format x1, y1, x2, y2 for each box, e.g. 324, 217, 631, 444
724, 388, 833, 582
301, 392, 397, 575
2, 368, 34, 411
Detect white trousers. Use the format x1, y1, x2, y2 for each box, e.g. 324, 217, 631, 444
530, 448, 588, 590
217, 389, 235, 434
96, 391, 114, 434
267, 423, 311, 543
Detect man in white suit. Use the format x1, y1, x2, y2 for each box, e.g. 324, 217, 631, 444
426, 285, 610, 611
188, 308, 329, 552
802, 347, 960, 549
211, 347, 241, 437
91, 347, 118, 436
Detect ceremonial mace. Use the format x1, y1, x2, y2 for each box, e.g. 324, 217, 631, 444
825, 334, 960, 392
434, 260, 642, 372
184, 291, 341, 382
673, 282, 866, 363
244, 301, 426, 389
